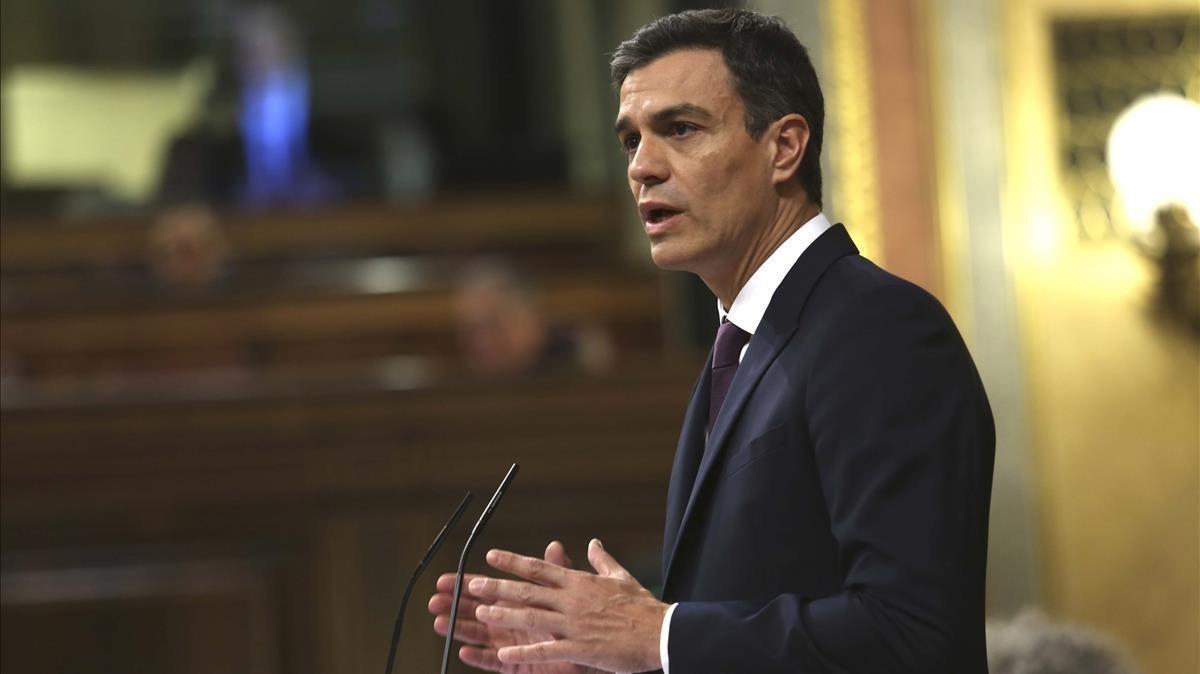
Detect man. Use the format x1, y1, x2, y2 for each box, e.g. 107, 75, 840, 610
428, 9, 995, 673
455, 260, 615, 378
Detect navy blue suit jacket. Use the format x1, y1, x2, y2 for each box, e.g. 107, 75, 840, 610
660, 224, 994, 673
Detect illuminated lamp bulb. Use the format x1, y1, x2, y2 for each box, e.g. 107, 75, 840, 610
1106, 93, 1200, 236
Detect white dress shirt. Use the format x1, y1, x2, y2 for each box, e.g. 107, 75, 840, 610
659, 212, 833, 673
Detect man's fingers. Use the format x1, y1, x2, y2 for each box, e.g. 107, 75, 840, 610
586, 538, 633, 580
545, 540, 574, 569
485, 549, 570, 587
476, 603, 568, 636
497, 639, 576, 664
435, 572, 490, 594
429, 587, 484, 614
468, 576, 561, 610
432, 614, 492, 647
458, 646, 507, 673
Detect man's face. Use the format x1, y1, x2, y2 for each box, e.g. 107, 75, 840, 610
455, 283, 543, 376
616, 49, 776, 277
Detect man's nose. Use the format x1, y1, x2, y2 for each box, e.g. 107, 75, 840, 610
627, 137, 668, 187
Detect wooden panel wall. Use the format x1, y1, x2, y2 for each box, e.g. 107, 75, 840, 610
2, 365, 699, 674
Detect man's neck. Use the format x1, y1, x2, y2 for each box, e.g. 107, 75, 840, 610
710, 198, 821, 311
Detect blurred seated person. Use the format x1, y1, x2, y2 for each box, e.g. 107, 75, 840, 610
146, 205, 230, 294
454, 260, 613, 378
987, 609, 1139, 674
232, 4, 336, 208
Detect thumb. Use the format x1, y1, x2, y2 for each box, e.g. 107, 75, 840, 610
587, 538, 633, 580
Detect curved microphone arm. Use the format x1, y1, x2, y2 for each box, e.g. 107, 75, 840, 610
384, 491, 473, 674
441, 463, 520, 674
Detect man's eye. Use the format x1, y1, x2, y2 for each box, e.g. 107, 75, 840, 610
622, 134, 640, 152
669, 122, 695, 137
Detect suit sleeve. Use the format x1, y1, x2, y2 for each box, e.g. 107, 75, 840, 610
666, 282, 995, 674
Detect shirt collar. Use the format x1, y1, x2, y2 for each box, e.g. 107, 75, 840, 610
718, 212, 834, 334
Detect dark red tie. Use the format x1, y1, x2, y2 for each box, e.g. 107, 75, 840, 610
707, 319, 751, 436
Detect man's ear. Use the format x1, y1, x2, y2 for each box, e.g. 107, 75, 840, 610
769, 113, 810, 186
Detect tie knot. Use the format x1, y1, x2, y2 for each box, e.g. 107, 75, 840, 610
713, 319, 750, 370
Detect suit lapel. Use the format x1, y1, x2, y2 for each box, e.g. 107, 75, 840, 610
661, 224, 859, 591
661, 359, 711, 578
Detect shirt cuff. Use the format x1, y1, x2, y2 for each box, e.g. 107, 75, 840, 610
660, 602, 678, 674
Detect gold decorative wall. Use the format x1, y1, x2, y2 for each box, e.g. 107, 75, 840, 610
823, 0, 882, 263
1002, 2, 1200, 673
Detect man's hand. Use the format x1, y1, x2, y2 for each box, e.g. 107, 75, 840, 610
429, 541, 608, 674
469, 539, 667, 674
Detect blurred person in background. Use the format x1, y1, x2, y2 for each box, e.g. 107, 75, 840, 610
987, 610, 1140, 674
232, 4, 335, 208
146, 204, 229, 293
454, 260, 613, 378
430, 9, 994, 674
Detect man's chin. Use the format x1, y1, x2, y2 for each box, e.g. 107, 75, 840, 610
648, 241, 695, 272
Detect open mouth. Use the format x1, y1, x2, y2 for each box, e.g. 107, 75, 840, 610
646, 208, 681, 224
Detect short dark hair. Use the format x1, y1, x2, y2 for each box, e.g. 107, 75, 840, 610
610, 9, 825, 207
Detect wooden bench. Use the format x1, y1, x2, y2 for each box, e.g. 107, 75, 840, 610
2, 271, 665, 380
0, 193, 621, 272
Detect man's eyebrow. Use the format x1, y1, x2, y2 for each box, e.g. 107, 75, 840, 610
613, 103, 714, 135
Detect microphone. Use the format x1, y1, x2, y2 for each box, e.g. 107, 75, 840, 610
383, 491, 473, 674
440, 463, 520, 674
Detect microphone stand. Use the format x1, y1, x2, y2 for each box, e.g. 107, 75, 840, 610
440, 463, 520, 674
383, 491, 473, 674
